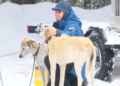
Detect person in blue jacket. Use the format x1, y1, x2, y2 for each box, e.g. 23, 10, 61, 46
44, 1, 87, 86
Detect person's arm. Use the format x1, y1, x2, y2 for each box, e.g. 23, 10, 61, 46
56, 24, 84, 36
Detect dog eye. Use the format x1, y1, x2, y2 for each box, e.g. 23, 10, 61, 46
28, 45, 30, 47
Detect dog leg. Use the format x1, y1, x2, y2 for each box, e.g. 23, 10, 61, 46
74, 63, 82, 86
59, 65, 66, 86
39, 67, 45, 86
50, 64, 56, 86
46, 68, 50, 85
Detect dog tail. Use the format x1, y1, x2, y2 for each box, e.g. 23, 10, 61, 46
89, 46, 96, 72
85, 44, 96, 83
86, 50, 94, 72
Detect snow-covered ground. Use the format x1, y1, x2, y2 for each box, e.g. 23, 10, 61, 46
0, 2, 120, 86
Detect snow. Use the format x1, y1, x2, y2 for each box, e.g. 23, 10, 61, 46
0, 2, 120, 86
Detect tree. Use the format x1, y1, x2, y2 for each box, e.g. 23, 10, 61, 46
91, 0, 111, 9
0, 0, 2, 4
84, 0, 91, 9
11, 0, 36, 4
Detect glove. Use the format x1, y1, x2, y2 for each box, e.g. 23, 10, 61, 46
52, 22, 58, 29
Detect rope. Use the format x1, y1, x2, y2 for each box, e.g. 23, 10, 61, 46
0, 48, 33, 58
0, 69, 4, 86
29, 57, 35, 86
0, 51, 20, 57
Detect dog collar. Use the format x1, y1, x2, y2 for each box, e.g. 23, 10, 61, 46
33, 44, 40, 57
46, 37, 51, 43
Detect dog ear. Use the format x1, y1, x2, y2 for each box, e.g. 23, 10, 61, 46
27, 40, 35, 47
45, 28, 49, 32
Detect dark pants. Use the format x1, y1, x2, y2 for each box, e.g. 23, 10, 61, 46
44, 55, 77, 86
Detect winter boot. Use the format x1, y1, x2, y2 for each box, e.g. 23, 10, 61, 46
82, 78, 88, 86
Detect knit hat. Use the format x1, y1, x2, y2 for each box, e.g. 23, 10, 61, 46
52, 1, 72, 20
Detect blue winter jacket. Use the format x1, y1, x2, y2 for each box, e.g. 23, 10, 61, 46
56, 10, 84, 36
56, 9, 86, 81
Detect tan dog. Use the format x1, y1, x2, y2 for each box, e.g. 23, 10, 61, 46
39, 27, 96, 86
19, 38, 50, 86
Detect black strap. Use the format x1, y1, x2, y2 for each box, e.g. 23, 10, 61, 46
33, 44, 40, 56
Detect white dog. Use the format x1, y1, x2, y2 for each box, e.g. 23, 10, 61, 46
19, 38, 50, 86
39, 27, 96, 86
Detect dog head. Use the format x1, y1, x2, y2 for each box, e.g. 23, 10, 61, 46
19, 38, 39, 58
39, 26, 57, 40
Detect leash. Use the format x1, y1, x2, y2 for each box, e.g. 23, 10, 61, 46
29, 57, 35, 86
28, 23, 41, 86
29, 44, 40, 86
0, 69, 4, 86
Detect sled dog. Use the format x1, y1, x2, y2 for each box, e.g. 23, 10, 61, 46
39, 26, 96, 86
19, 38, 50, 86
